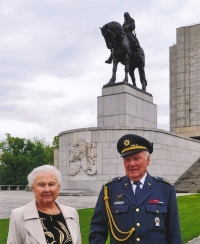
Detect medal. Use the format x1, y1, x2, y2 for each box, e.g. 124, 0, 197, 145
148, 199, 164, 204
154, 217, 160, 226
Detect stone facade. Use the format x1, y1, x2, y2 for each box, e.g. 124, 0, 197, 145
175, 125, 200, 139
58, 127, 200, 192
170, 24, 200, 138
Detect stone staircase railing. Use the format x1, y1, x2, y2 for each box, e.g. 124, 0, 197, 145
174, 158, 200, 193
0, 185, 29, 191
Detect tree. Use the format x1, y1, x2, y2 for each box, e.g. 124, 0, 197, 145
52, 136, 59, 148
0, 134, 55, 185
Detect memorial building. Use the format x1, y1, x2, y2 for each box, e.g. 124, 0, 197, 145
170, 24, 200, 140
55, 23, 200, 193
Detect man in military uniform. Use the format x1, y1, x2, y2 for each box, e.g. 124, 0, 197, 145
89, 134, 182, 244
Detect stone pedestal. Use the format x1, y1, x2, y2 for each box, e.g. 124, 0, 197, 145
97, 83, 157, 128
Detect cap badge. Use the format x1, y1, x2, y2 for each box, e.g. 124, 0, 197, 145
124, 140, 130, 146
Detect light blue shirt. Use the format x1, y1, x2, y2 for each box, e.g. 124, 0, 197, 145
131, 172, 147, 194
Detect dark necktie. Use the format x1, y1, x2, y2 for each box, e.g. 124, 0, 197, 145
134, 181, 141, 201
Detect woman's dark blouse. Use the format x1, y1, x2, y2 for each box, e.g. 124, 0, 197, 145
38, 210, 73, 244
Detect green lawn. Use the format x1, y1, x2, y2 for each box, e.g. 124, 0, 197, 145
0, 194, 200, 243
0, 219, 9, 244
177, 194, 200, 242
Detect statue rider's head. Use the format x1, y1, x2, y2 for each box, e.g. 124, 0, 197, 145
124, 12, 131, 21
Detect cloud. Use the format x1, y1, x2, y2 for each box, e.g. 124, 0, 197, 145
1, 0, 200, 143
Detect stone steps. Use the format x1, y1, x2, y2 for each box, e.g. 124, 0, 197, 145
174, 158, 200, 193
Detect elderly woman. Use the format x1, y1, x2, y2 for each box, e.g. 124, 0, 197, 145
7, 165, 82, 244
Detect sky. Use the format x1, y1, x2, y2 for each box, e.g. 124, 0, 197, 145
1, 0, 200, 144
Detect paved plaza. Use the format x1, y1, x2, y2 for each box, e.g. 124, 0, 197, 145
0, 190, 98, 219
1, 191, 199, 244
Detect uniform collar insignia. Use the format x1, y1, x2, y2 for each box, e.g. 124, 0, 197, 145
117, 194, 123, 201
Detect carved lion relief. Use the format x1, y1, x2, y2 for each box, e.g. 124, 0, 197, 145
68, 139, 97, 176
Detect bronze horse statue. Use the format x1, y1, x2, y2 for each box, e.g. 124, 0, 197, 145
100, 21, 147, 91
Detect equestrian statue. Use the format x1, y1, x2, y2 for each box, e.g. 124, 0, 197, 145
100, 12, 147, 91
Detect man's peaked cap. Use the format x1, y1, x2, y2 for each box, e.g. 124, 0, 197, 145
117, 134, 153, 157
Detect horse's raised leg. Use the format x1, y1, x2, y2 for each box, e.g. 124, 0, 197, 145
138, 65, 147, 91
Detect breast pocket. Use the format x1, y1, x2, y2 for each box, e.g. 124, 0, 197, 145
146, 204, 167, 231
110, 205, 129, 231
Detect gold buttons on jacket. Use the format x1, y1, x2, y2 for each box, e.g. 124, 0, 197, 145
156, 210, 159, 213
116, 210, 119, 213
136, 223, 140, 227
136, 237, 140, 242
136, 208, 139, 212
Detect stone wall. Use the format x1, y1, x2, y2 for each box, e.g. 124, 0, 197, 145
170, 24, 200, 137
58, 127, 200, 192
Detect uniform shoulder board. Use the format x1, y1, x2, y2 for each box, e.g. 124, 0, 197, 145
154, 176, 173, 186
104, 176, 122, 186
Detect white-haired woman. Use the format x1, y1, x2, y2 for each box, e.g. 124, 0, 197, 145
7, 165, 82, 244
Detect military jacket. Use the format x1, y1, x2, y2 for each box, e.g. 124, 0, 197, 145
89, 173, 182, 244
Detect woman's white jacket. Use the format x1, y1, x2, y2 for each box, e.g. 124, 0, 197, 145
7, 199, 82, 244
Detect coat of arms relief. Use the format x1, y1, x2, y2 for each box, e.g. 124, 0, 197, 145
68, 139, 97, 176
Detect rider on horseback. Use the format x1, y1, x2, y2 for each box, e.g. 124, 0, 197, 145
105, 12, 141, 64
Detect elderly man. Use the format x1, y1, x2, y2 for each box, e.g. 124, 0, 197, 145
89, 134, 182, 244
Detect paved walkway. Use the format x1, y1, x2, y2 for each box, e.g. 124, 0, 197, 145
187, 238, 200, 244
0, 190, 98, 219
0, 191, 199, 244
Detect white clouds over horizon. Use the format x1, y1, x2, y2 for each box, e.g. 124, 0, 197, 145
1, 0, 200, 143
